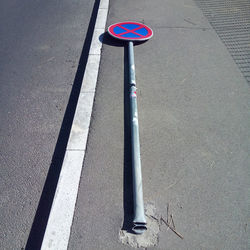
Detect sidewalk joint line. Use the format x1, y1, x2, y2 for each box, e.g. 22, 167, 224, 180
66, 149, 85, 151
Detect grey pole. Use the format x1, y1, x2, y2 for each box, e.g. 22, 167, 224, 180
128, 41, 147, 234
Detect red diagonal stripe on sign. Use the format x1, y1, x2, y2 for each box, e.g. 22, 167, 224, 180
116, 24, 144, 37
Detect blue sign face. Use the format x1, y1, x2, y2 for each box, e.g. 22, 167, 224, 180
108, 22, 153, 41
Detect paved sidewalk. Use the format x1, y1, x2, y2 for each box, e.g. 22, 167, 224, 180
68, 0, 249, 249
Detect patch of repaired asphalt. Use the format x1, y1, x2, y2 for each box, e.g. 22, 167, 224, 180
119, 203, 160, 248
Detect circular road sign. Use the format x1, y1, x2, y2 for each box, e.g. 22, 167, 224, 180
108, 21, 153, 41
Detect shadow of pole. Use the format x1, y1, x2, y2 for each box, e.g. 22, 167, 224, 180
100, 32, 134, 231
25, 0, 101, 249
122, 44, 134, 232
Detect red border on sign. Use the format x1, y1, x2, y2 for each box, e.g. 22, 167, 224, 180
108, 21, 153, 41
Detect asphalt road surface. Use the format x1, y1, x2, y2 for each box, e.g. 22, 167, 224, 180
0, 0, 95, 249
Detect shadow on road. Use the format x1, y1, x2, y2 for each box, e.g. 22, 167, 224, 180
25, 0, 101, 249
100, 31, 147, 47
101, 31, 135, 232
122, 44, 134, 233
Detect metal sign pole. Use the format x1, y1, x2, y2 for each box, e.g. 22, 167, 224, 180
108, 21, 153, 234
128, 41, 147, 234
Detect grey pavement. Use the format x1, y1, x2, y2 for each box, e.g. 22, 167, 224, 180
0, 0, 95, 249
68, 0, 250, 249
